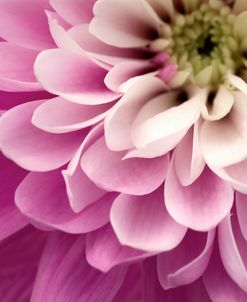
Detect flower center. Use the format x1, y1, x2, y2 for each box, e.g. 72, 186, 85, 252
166, 1, 244, 87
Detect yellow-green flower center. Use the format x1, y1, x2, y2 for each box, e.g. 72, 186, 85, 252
167, 1, 244, 87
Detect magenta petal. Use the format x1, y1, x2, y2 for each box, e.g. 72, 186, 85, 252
15, 169, 115, 233
157, 229, 215, 289
81, 135, 169, 195
203, 244, 247, 301
0, 90, 52, 110
34, 49, 120, 104
50, 0, 95, 25
112, 264, 142, 302
0, 101, 84, 171
142, 257, 211, 302
165, 164, 234, 231
0, 226, 47, 302
31, 232, 127, 302
218, 206, 247, 291
110, 187, 187, 252
86, 224, 152, 272
0, 153, 28, 240
236, 192, 247, 241
0, 0, 55, 50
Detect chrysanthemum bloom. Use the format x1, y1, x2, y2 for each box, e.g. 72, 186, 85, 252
2, 0, 247, 301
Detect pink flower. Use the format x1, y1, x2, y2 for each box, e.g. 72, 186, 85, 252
1, 0, 247, 301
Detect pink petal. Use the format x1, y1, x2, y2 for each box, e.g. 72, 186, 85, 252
62, 126, 106, 213
0, 101, 84, 171
200, 91, 247, 167
32, 96, 114, 133
105, 75, 165, 151
15, 169, 115, 233
0, 154, 28, 240
90, 0, 160, 48
0, 42, 41, 92
0, 226, 47, 302
86, 224, 152, 272
50, 0, 95, 25
31, 232, 127, 302
218, 206, 247, 291
165, 164, 234, 231
69, 24, 147, 66
110, 187, 187, 252
0, 0, 55, 50
157, 229, 215, 289
203, 244, 247, 301
174, 124, 205, 186
46, 11, 82, 53
81, 135, 169, 195
236, 192, 247, 241
34, 49, 120, 104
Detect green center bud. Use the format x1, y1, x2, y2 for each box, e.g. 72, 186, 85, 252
167, 1, 244, 87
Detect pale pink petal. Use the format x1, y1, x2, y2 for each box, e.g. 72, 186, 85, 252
15, 169, 115, 233
31, 233, 127, 302
128, 90, 203, 158
236, 192, 247, 241
105, 75, 165, 151
90, 0, 161, 48
86, 224, 152, 272
233, 0, 247, 14
131, 91, 202, 150
174, 124, 205, 186
203, 244, 247, 302
146, 0, 175, 20
218, 206, 247, 291
50, 0, 94, 25
0, 42, 41, 92
0, 0, 55, 50
81, 136, 169, 195
200, 91, 247, 167
165, 164, 234, 231
157, 229, 215, 289
110, 187, 187, 252
105, 60, 155, 92
0, 101, 84, 171
201, 86, 234, 121
0, 226, 47, 302
0, 153, 28, 240
32, 97, 114, 133
34, 49, 120, 104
